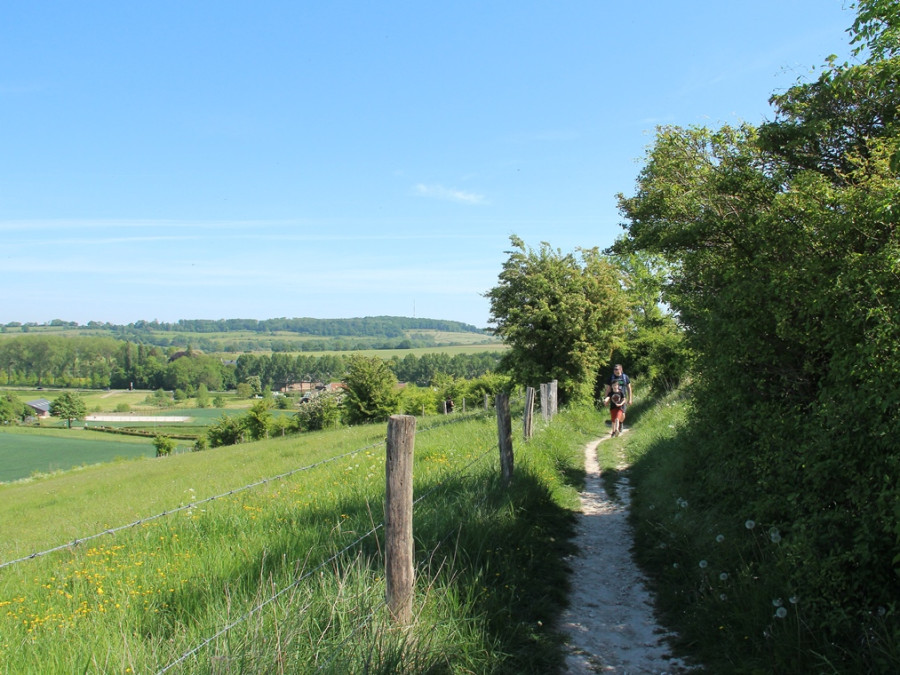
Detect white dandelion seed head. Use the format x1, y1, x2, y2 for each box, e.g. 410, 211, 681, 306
789, 596, 799, 605
772, 598, 784, 607
716, 534, 725, 543
775, 607, 788, 619
699, 560, 708, 568
745, 519, 756, 530
720, 593, 727, 601
769, 528, 782, 543
719, 572, 729, 581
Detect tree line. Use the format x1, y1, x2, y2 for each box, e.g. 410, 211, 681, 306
0, 335, 503, 393
2, 315, 484, 337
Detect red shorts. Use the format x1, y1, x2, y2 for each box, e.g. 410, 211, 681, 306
610, 407, 625, 423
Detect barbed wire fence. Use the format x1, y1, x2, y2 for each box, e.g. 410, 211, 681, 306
0, 408, 492, 573
158, 436, 499, 674
2, 386, 549, 672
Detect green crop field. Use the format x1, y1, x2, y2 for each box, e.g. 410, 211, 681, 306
0, 428, 155, 483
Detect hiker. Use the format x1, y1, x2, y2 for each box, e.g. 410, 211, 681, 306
604, 364, 633, 408
604, 380, 627, 436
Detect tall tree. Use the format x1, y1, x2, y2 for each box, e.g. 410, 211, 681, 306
342, 355, 400, 424
49, 392, 87, 429
485, 235, 629, 403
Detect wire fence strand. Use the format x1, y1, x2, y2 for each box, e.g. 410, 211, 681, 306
159, 440, 497, 673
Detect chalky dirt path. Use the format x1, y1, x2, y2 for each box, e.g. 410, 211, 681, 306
559, 435, 691, 674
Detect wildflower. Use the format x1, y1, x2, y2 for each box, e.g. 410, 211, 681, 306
719, 593, 727, 601
769, 528, 782, 543
772, 598, 783, 607
775, 607, 788, 619
699, 560, 708, 569
672, 563, 679, 569
719, 572, 729, 581
716, 534, 725, 543
745, 519, 756, 530
789, 596, 799, 605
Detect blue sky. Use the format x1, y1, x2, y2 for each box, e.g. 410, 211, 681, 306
2, 2, 856, 329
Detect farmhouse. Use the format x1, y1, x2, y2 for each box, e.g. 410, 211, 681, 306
25, 398, 51, 418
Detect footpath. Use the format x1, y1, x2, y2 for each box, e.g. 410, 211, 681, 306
559, 434, 691, 674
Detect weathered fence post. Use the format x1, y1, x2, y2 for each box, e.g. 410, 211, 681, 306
549, 380, 558, 419
385, 414, 416, 624
540, 383, 550, 422
523, 386, 535, 439
496, 392, 513, 486
484, 393, 489, 410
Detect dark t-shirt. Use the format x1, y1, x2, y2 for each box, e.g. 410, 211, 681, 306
608, 390, 626, 409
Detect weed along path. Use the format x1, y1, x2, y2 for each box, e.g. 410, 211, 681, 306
559, 435, 690, 674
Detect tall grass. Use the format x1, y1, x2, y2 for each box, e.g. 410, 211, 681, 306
0, 404, 603, 673
621, 388, 899, 674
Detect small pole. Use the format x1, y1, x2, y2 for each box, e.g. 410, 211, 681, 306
549, 380, 558, 419
496, 392, 513, 486
385, 414, 416, 624
523, 386, 535, 439
540, 383, 550, 421
484, 393, 489, 410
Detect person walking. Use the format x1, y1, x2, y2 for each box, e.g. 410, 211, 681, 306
604, 380, 627, 436
604, 364, 633, 432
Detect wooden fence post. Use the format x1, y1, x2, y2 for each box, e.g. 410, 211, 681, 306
540, 383, 550, 421
484, 393, 489, 410
385, 414, 416, 624
549, 380, 558, 419
496, 392, 513, 486
523, 386, 535, 439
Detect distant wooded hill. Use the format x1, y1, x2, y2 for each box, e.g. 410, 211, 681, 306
4, 316, 484, 337
1, 317, 496, 353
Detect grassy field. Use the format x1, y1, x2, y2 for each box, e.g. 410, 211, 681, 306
0, 405, 602, 673
0, 428, 154, 483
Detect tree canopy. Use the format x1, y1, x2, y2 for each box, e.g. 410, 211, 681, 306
485, 235, 629, 403
614, 0, 900, 667
342, 355, 401, 424
49, 392, 87, 428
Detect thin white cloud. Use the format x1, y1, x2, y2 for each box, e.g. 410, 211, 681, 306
414, 183, 487, 205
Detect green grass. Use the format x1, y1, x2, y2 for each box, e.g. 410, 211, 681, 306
0, 404, 603, 673
0, 428, 155, 483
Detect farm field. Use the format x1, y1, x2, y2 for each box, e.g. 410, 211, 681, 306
0, 403, 592, 672
0, 428, 154, 483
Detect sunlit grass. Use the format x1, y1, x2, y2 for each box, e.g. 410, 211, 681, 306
0, 405, 600, 673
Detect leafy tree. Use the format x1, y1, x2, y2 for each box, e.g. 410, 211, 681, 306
606, 251, 691, 394
245, 399, 273, 440
49, 392, 87, 428
485, 235, 629, 403
294, 391, 343, 431
614, 2, 900, 668
195, 383, 210, 409
342, 355, 400, 424
0, 393, 27, 424
152, 435, 176, 457
207, 414, 246, 448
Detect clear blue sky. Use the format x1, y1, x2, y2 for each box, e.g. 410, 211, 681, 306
1, 2, 855, 329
